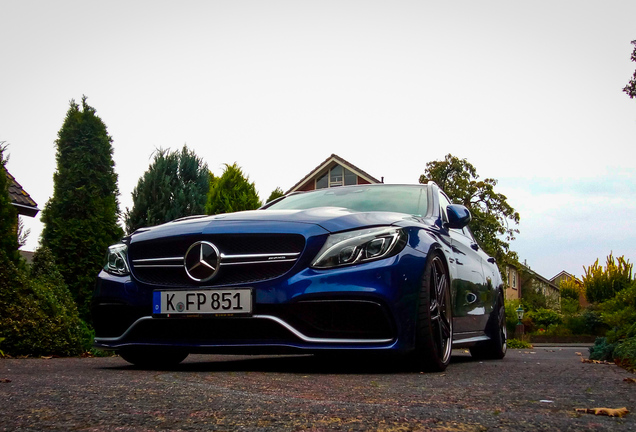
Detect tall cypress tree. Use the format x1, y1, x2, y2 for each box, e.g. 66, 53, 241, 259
0, 144, 19, 264
41, 97, 123, 320
124, 145, 209, 234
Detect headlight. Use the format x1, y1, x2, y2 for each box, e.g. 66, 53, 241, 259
311, 227, 408, 269
104, 243, 130, 276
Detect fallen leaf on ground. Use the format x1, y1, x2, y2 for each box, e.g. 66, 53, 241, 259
624, 378, 636, 383
575, 407, 629, 418
0, 378, 11, 383
575, 352, 582, 356
41, 356, 52, 360
580, 358, 613, 365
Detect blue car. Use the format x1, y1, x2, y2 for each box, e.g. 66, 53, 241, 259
93, 183, 507, 371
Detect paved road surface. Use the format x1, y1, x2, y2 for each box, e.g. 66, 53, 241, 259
1, 348, 635, 431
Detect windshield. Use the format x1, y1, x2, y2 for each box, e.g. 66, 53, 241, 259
265, 185, 428, 217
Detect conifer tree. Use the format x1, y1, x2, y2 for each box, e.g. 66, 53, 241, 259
205, 163, 261, 215
41, 97, 123, 320
125, 145, 209, 233
0, 144, 19, 263
266, 187, 285, 203
623, 40, 636, 99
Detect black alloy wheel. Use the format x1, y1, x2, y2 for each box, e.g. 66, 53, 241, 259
411, 252, 453, 372
118, 348, 189, 369
470, 291, 507, 360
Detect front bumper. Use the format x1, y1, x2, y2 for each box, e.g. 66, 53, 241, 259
93, 247, 427, 353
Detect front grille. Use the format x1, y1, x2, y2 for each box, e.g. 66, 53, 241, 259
129, 233, 305, 287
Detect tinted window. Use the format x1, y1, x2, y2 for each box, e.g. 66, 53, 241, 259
330, 165, 343, 186
438, 193, 451, 223
316, 171, 328, 189
267, 185, 428, 216
344, 168, 356, 185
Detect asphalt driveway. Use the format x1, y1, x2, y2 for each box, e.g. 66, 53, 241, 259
1, 347, 634, 431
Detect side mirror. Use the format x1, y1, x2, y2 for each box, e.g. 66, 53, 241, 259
446, 204, 471, 229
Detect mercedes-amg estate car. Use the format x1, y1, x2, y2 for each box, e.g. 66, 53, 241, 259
93, 183, 507, 371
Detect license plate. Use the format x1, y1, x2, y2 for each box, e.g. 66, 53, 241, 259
153, 289, 252, 315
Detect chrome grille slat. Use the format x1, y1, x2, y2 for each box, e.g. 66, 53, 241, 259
133, 257, 184, 263
220, 259, 298, 266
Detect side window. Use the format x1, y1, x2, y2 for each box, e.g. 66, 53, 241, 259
462, 225, 477, 242
438, 193, 451, 224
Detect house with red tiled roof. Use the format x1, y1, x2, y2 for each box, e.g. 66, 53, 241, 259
286, 154, 382, 194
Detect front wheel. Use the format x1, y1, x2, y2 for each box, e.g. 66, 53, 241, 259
410, 253, 453, 372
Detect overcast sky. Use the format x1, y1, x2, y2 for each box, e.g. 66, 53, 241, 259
2, 1, 635, 280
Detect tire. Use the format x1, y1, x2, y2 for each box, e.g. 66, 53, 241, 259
470, 292, 507, 360
410, 252, 453, 372
118, 348, 189, 368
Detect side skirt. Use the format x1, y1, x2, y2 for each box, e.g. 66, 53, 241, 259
452, 331, 490, 348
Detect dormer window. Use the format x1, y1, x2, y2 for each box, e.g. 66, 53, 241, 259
315, 164, 357, 189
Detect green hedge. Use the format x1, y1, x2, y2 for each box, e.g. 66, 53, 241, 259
0, 248, 91, 357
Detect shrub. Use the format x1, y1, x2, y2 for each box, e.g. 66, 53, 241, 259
581, 308, 607, 335
559, 307, 606, 336
0, 248, 90, 356
559, 278, 581, 301
541, 324, 572, 337
599, 279, 636, 329
559, 278, 581, 315
613, 337, 636, 372
560, 298, 580, 315
583, 253, 632, 303
525, 308, 562, 330
589, 337, 616, 362
504, 299, 522, 335
0, 144, 20, 264
507, 338, 532, 349
606, 321, 636, 344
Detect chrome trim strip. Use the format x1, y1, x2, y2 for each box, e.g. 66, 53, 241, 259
452, 335, 490, 345
134, 265, 184, 268
133, 257, 183, 263
96, 316, 154, 342
94, 315, 393, 345
220, 259, 297, 266
255, 315, 393, 344
133, 253, 300, 267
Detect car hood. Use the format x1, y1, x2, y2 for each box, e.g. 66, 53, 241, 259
130, 207, 416, 242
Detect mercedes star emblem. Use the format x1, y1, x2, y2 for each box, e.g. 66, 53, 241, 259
184, 241, 221, 282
